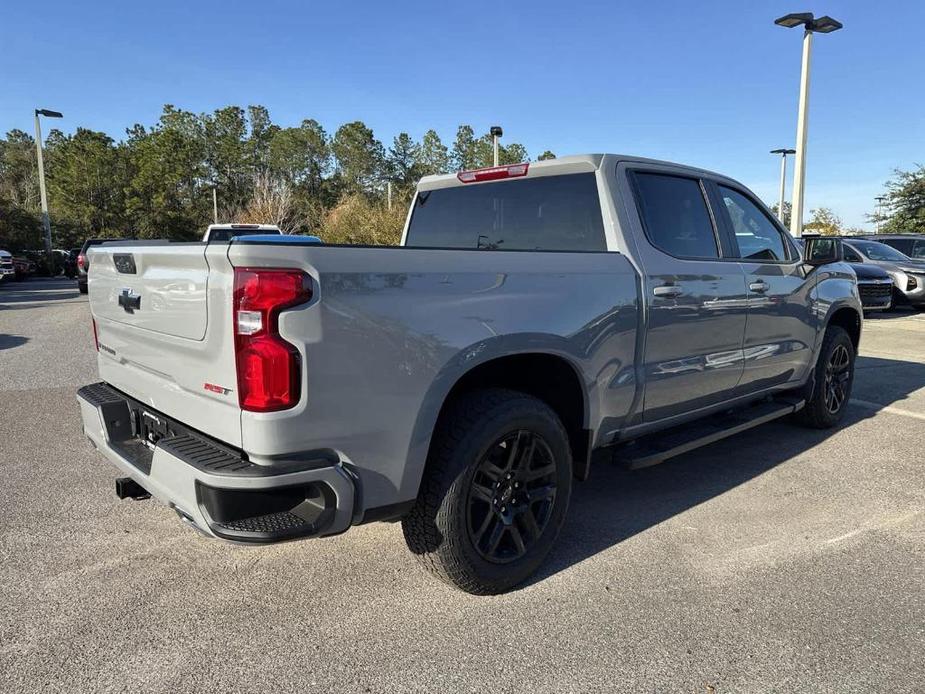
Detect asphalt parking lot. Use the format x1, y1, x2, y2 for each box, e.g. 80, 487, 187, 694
1, 277, 923, 693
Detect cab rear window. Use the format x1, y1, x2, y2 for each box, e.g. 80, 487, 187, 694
405, 173, 606, 251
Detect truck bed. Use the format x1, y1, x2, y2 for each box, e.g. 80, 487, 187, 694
87, 239, 640, 511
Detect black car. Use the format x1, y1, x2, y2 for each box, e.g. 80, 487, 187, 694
77, 238, 119, 294
850, 260, 893, 312
795, 238, 892, 311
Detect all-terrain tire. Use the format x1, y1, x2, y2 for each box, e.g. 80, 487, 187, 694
402, 388, 572, 595
797, 325, 855, 429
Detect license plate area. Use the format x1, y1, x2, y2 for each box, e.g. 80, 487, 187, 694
137, 409, 172, 449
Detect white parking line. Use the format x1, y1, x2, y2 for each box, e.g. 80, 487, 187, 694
850, 398, 925, 421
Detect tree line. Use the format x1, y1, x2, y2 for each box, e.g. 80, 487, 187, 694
1, 103, 922, 251
0, 104, 556, 250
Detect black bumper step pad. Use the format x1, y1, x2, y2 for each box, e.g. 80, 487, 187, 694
157, 434, 254, 475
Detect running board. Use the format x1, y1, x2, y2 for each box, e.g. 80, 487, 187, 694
615, 397, 805, 470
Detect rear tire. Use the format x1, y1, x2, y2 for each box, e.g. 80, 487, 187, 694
78, 283, 88, 294
797, 325, 855, 429
402, 388, 572, 595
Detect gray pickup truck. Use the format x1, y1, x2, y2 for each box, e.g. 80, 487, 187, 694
78, 155, 861, 594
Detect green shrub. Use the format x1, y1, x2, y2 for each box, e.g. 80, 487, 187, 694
317, 194, 406, 246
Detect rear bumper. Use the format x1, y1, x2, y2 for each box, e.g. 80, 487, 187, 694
77, 382, 356, 543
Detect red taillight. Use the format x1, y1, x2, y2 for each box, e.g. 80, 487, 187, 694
92, 318, 99, 351
233, 268, 312, 412
457, 162, 529, 183
77, 254, 86, 270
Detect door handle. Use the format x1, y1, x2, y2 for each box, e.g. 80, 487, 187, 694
653, 284, 683, 298
749, 280, 769, 293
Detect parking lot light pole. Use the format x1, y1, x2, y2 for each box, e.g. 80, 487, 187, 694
875, 196, 887, 233
490, 126, 503, 167
774, 13, 843, 237
34, 108, 63, 263
770, 148, 796, 224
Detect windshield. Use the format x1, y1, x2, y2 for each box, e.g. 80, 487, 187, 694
848, 240, 911, 262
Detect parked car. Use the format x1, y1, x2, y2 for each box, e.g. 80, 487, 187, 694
843, 238, 925, 309
77, 238, 120, 294
201, 223, 282, 243
0, 249, 15, 283
11, 256, 34, 281
21, 250, 50, 276
868, 234, 925, 260
64, 248, 81, 278
78, 155, 861, 594
796, 238, 892, 312
22, 248, 75, 277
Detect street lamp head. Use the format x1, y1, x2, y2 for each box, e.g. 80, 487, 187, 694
811, 15, 843, 33
489, 126, 503, 137
770, 148, 797, 155
35, 109, 63, 118
774, 12, 843, 33
775, 12, 814, 28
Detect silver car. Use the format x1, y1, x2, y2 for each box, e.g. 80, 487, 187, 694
843, 238, 925, 308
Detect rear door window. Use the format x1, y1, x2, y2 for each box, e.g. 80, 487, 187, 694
632, 173, 719, 259
405, 173, 606, 251
718, 186, 792, 262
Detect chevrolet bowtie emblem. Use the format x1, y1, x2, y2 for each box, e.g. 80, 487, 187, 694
118, 288, 141, 313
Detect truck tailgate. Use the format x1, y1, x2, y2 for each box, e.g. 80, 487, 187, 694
89, 245, 210, 339
87, 243, 242, 447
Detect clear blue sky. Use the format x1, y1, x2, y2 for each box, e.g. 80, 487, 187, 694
2, 0, 922, 228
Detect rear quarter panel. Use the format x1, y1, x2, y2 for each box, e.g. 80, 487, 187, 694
227, 243, 639, 512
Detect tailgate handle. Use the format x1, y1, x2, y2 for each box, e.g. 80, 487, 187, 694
113, 253, 137, 274
118, 288, 141, 313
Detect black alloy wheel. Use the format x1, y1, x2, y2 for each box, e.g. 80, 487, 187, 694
466, 430, 557, 563
402, 388, 572, 594
824, 343, 851, 415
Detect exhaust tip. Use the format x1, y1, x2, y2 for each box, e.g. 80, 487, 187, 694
115, 477, 151, 501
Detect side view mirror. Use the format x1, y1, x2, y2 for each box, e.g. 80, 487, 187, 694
802, 236, 843, 267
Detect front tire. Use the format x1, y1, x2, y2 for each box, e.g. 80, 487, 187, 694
402, 388, 572, 594
798, 325, 855, 429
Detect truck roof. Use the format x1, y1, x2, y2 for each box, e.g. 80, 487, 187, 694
416, 154, 728, 192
